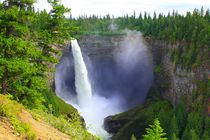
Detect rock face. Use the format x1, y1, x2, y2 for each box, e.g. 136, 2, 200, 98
104, 116, 130, 134
48, 42, 70, 88
55, 35, 208, 106
103, 37, 208, 139
57, 34, 154, 109
55, 34, 208, 139
146, 39, 208, 106
79, 35, 123, 56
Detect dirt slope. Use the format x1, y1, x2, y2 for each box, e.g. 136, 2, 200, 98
0, 119, 19, 140
0, 109, 70, 140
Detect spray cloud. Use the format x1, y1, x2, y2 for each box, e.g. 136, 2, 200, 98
55, 30, 153, 139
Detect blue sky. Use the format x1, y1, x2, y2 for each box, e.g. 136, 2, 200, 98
34, 0, 210, 17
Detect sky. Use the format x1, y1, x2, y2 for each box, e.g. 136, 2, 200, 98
34, 0, 210, 17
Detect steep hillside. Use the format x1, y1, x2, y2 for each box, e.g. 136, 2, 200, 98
0, 112, 70, 140
0, 95, 98, 140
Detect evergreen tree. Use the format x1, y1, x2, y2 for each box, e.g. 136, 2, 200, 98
0, 0, 72, 109
0, 0, 47, 108
202, 131, 210, 140
142, 118, 167, 140
171, 133, 180, 140
169, 115, 179, 138
175, 100, 187, 136
48, 0, 71, 40
185, 112, 203, 137
189, 129, 199, 140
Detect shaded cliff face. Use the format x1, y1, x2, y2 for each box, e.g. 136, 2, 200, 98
57, 34, 154, 109
81, 34, 153, 109
104, 38, 209, 140
146, 39, 208, 105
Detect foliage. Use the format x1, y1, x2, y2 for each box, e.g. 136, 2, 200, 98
0, 1, 98, 139
0, 95, 36, 139
111, 99, 172, 140
73, 8, 209, 69
110, 95, 209, 140
142, 118, 167, 140
154, 65, 162, 73
171, 133, 180, 140
168, 115, 179, 138
47, 0, 71, 41
0, 94, 98, 140
0, 0, 209, 139
37, 110, 99, 140
119, 8, 209, 69
0, 0, 72, 109
42, 89, 81, 119
0, 0, 47, 109
71, 8, 210, 140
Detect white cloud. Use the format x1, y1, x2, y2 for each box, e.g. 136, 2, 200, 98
35, 0, 210, 17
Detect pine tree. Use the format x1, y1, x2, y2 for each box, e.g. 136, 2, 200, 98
47, 0, 71, 40
175, 100, 187, 135
202, 131, 210, 140
0, 0, 46, 108
189, 129, 199, 140
142, 118, 167, 140
169, 115, 179, 137
171, 133, 180, 140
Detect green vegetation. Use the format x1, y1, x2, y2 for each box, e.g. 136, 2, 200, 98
110, 96, 209, 140
142, 118, 167, 140
71, 8, 209, 140
0, 0, 97, 139
42, 112, 98, 140
0, 0, 66, 109
130, 134, 137, 140
0, 94, 98, 140
72, 8, 209, 69
43, 89, 80, 117
0, 95, 36, 139
30, 109, 98, 140
0, 0, 209, 139
116, 8, 209, 69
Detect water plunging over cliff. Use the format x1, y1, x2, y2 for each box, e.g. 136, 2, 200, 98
70, 39, 114, 139
71, 40, 92, 108
55, 31, 154, 139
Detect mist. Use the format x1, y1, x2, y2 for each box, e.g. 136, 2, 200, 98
55, 30, 153, 139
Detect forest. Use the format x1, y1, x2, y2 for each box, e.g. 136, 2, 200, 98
0, 0, 209, 140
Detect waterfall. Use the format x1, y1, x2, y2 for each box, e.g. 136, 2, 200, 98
71, 39, 92, 108
55, 32, 152, 139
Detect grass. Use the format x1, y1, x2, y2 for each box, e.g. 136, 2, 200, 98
38, 111, 100, 140
0, 94, 99, 140
39, 90, 100, 140
31, 106, 100, 140
36, 89, 100, 140
0, 94, 36, 140
43, 89, 79, 117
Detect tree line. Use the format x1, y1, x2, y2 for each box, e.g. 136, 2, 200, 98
72, 7, 209, 69
0, 1, 209, 139
70, 7, 210, 140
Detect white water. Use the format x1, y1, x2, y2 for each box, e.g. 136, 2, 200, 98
71, 39, 118, 139
71, 40, 92, 108
56, 32, 153, 139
